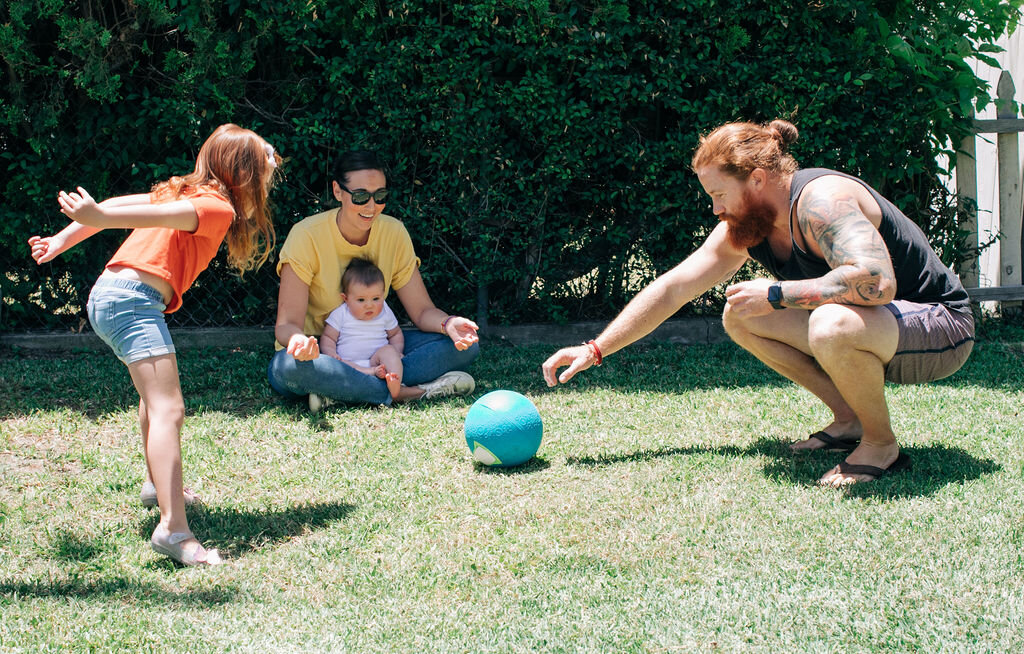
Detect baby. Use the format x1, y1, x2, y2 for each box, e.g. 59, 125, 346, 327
321, 258, 404, 399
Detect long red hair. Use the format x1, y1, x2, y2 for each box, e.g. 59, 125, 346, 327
151, 123, 280, 274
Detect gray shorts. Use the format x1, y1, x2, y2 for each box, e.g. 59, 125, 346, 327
883, 301, 974, 384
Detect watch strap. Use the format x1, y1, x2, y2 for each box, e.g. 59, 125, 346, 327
768, 282, 785, 310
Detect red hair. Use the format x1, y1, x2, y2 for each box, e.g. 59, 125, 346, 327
151, 123, 280, 274
691, 119, 800, 180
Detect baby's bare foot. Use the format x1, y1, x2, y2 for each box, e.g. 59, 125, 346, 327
385, 371, 401, 399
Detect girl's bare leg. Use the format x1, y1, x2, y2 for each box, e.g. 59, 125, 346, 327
127, 354, 219, 564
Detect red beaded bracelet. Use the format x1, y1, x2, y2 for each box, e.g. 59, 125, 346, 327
441, 316, 454, 333
586, 339, 603, 366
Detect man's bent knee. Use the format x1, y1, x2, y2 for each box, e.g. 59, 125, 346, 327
721, 302, 751, 343
807, 304, 896, 362
807, 305, 859, 347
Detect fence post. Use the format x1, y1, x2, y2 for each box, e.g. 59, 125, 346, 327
961, 69, 1024, 305
995, 71, 1023, 302
957, 131, 979, 288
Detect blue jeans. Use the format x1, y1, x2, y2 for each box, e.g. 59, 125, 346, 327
267, 329, 480, 405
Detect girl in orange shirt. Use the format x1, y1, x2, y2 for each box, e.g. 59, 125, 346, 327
29, 124, 280, 566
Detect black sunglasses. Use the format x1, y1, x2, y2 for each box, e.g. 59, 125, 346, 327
339, 184, 389, 205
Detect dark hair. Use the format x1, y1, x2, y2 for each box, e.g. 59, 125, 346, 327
341, 258, 385, 293
691, 119, 799, 180
332, 150, 386, 187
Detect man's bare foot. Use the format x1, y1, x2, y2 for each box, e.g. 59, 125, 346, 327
789, 419, 863, 452
818, 441, 904, 486
385, 371, 401, 399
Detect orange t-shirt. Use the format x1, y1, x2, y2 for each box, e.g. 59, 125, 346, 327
104, 189, 236, 313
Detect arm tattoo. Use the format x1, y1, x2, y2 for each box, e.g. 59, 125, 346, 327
783, 190, 896, 309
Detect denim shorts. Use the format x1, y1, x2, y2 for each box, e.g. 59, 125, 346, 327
87, 278, 175, 365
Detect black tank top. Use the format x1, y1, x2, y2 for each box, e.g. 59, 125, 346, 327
747, 168, 970, 310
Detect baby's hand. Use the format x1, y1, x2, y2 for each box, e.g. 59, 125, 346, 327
28, 235, 63, 264
373, 365, 388, 379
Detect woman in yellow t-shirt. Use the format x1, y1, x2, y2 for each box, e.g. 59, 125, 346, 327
268, 150, 480, 409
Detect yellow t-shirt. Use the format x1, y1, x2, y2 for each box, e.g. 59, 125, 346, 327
276, 209, 420, 347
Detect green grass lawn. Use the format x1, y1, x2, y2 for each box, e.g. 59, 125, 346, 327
1, 335, 1022, 652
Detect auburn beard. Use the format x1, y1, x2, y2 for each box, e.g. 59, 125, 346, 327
719, 189, 778, 250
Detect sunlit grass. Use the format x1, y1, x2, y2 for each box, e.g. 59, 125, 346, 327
1, 337, 1022, 652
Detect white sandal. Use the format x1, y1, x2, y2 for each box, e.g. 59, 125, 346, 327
150, 524, 222, 566
140, 481, 201, 508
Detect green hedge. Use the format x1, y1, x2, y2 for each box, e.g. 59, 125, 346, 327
1, 0, 1020, 331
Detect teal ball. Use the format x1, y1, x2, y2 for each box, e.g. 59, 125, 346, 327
464, 390, 543, 467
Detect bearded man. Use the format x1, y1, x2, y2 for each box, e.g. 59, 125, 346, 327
541, 119, 975, 486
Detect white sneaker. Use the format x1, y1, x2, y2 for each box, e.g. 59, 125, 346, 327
308, 393, 334, 413
418, 371, 475, 400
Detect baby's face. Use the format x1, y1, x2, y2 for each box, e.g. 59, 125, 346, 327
342, 280, 386, 321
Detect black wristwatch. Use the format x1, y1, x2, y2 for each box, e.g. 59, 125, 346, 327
767, 282, 785, 310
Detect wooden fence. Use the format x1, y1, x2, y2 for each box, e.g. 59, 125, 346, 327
957, 69, 1024, 303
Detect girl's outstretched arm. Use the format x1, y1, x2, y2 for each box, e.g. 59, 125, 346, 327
97, 193, 153, 208
28, 223, 101, 263
58, 187, 199, 231
29, 192, 159, 263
